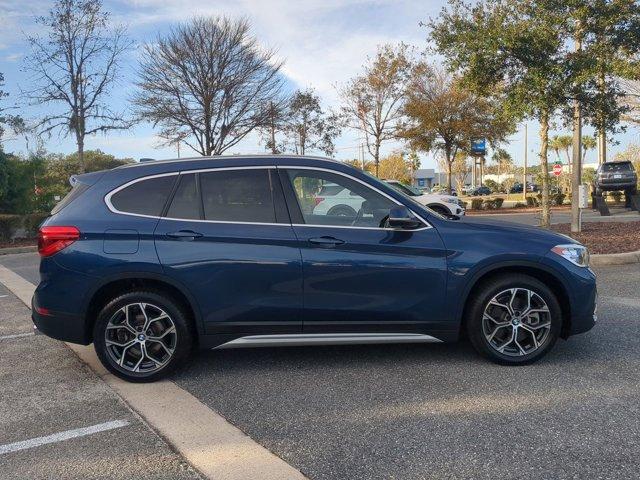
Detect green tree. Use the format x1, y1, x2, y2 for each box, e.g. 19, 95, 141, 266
282, 89, 341, 156
549, 135, 572, 164
582, 135, 597, 163
399, 63, 513, 194
431, 0, 571, 227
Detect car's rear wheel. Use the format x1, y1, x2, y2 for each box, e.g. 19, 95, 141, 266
93, 291, 193, 382
465, 274, 561, 365
327, 205, 357, 218
428, 204, 450, 216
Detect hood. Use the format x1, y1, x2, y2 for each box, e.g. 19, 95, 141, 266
457, 215, 580, 246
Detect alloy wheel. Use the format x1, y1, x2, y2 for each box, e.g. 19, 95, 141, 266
482, 288, 552, 357
104, 302, 177, 373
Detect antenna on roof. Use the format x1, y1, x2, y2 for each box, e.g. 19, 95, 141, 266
139, 158, 155, 163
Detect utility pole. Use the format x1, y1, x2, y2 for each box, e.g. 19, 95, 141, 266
571, 22, 583, 233
523, 123, 528, 202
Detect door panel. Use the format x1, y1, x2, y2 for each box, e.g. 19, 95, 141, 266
155, 221, 302, 334
281, 168, 449, 333
154, 169, 302, 335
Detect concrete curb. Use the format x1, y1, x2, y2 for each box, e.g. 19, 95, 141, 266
0, 265, 308, 480
0, 245, 37, 256
590, 250, 640, 267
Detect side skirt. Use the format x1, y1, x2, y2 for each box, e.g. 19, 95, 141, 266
213, 332, 443, 349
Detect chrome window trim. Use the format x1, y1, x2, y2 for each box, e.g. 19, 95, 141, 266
103, 164, 432, 231
283, 166, 432, 231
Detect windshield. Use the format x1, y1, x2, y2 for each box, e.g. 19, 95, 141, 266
385, 181, 422, 196
601, 162, 633, 172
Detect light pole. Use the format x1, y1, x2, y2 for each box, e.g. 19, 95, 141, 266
523, 123, 528, 203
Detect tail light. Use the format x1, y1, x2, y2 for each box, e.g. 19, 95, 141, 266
313, 196, 324, 206
38, 226, 80, 257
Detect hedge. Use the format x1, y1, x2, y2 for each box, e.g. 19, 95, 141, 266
0, 213, 49, 242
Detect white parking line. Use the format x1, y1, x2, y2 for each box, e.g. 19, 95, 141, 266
0, 332, 34, 341
0, 294, 8, 298
0, 420, 129, 455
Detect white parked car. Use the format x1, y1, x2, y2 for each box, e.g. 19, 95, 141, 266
383, 180, 465, 217
312, 181, 465, 218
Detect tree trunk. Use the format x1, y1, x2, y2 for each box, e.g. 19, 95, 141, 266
374, 141, 380, 177
446, 155, 453, 195
76, 131, 85, 174
539, 113, 551, 228
571, 94, 582, 233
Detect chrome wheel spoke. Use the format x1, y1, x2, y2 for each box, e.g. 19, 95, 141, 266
147, 325, 176, 341
483, 287, 552, 357
106, 338, 136, 348
105, 302, 176, 374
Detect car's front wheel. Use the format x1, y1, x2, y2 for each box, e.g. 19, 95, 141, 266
465, 274, 562, 365
93, 291, 194, 382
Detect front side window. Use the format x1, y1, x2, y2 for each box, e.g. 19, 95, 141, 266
286, 169, 398, 228
110, 175, 176, 216
200, 169, 276, 223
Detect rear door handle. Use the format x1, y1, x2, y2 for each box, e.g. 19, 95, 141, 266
166, 230, 203, 241
308, 236, 345, 247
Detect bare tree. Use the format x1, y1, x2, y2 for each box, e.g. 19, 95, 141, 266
340, 43, 412, 176
23, 0, 132, 172
283, 89, 341, 156
134, 16, 285, 157
0, 72, 24, 148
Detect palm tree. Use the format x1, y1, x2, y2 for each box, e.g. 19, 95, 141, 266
582, 135, 597, 164
549, 135, 572, 165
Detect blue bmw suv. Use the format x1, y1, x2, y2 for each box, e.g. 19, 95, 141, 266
33, 156, 597, 382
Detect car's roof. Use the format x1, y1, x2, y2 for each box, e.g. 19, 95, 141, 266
116, 154, 343, 170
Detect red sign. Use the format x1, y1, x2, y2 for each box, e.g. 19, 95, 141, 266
553, 164, 563, 176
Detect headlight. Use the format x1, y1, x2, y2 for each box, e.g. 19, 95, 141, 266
551, 244, 590, 267
439, 197, 457, 204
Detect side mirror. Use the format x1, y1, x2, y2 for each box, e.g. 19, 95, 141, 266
387, 206, 423, 230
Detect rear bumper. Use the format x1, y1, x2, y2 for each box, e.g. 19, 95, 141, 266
31, 294, 90, 344
597, 181, 636, 191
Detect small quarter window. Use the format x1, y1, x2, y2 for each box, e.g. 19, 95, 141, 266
110, 175, 176, 216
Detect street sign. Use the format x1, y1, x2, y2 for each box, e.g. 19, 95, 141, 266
553, 163, 563, 176
471, 139, 486, 156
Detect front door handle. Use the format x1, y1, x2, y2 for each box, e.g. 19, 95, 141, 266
308, 236, 345, 247
166, 230, 203, 241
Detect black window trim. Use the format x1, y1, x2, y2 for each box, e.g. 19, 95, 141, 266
105, 171, 179, 219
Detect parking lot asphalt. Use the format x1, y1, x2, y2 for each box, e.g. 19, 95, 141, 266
2, 253, 640, 479
0, 283, 202, 479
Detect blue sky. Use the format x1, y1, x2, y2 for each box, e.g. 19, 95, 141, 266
1, 0, 639, 169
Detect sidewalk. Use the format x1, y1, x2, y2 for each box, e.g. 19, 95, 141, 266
0, 282, 201, 480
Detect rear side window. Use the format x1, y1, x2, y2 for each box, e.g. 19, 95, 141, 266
166, 174, 200, 220
200, 169, 275, 223
51, 182, 90, 215
110, 175, 176, 216
602, 162, 633, 172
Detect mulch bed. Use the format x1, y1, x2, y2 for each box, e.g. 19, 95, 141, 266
0, 238, 37, 249
465, 206, 571, 215
551, 222, 640, 254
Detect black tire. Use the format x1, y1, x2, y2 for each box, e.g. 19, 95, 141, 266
627, 187, 637, 197
327, 205, 357, 217
93, 290, 194, 382
465, 274, 561, 365
428, 204, 450, 216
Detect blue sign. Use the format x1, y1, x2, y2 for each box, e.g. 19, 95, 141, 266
418, 179, 425, 187
471, 139, 486, 155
